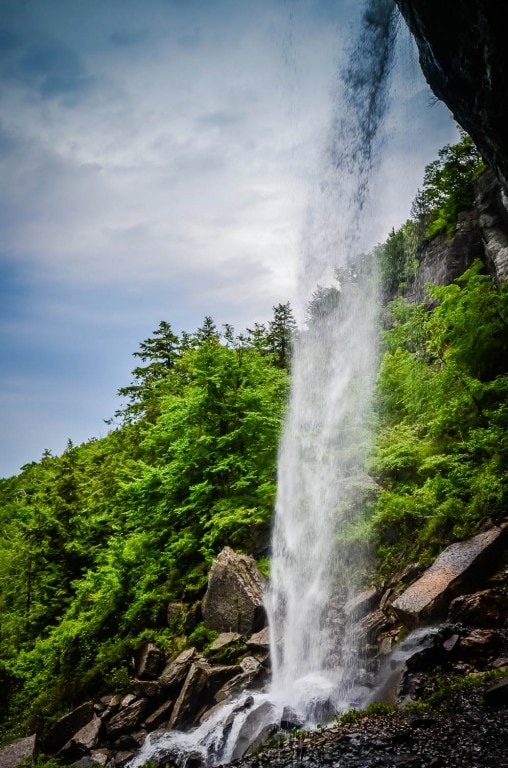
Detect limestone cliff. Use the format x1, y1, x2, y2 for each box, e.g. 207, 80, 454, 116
395, 2, 508, 193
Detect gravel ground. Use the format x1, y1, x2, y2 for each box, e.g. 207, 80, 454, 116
230, 684, 508, 768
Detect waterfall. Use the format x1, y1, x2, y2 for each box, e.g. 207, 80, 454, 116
130, 2, 398, 765
266, 0, 396, 719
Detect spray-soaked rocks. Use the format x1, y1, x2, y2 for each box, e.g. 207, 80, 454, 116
230, 683, 508, 768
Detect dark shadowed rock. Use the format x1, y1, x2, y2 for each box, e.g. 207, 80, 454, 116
484, 678, 508, 707
43, 702, 95, 752
136, 642, 164, 680
391, 528, 505, 628
159, 647, 197, 690
131, 680, 159, 698
476, 169, 508, 282
143, 699, 175, 730
167, 662, 209, 730
106, 699, 147, 737
202, 547, 266, 635
458, 628, 501, 659
449, 588, 508, 627
395, 2, 508, 192
0, 735, 37, 768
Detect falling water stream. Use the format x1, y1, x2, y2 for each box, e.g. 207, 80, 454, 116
131, 2, 398, 765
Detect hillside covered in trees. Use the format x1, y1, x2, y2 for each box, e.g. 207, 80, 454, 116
1, 133, 508, 751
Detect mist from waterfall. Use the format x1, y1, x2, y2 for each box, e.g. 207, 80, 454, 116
266, 0, 397, 719
129, 3, 399, 765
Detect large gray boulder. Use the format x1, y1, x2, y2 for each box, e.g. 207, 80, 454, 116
202, 547, 266, 635
391, 527, 505, 628
0, 735, 37, 768
43, 702, 95, 752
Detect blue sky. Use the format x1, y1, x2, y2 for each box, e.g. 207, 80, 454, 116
0, 0, 458, 477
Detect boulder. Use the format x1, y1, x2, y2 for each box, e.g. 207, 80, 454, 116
214, 669, 262, 704
43, 702, 95, 753
448, 588, 508, 627
457, 629, 501, 660
136, 642, 164, 680
0, 735, 37, 768
201, 547, 266, 635
58, 716, 102, 761
390, 528, 505, 628
167, 662, 209, 730
246, 627, 270, 652
230, 701, 277, 761
131, 680, 159, 698
207, 632, 245, 661
159, 647, 197, 690
143, 699, 175, 730
105, 698, 147, 738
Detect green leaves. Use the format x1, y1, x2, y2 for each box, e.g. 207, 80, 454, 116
371, 260, 508, 573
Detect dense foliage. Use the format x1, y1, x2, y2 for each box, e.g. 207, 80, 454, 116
370, 261, 508, 575
377, 132, 485, 300
0, 308, 293, 743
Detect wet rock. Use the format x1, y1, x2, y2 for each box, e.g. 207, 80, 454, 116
280, 707, 304, 731
448, 588, 508, 627
214, 669, 261, 704
43, 702, 95, 753
168, 662, 209, 730
231, 701, 277, 761
391, 528, 505, 628
201, 547, 266, 635
110, 750, 134, 767
159, 647, 197, 690
353, 608, 394, 646
343, 588, 380, 620
246, 627, 270, 652
484, 678, 508, 706
0, 735, 37, 768
136, 642, 164, 680
106, 699, 147, 738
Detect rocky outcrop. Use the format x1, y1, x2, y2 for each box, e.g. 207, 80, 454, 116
411, 209, 484, 303
409, 168, 508, 302
395, 2, 508, 192
390, 527, 505, 628
475, 169, 508, 282
201, 547, 266, 635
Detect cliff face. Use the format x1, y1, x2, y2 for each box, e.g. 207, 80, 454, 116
395, 1, 508, 192
412, 170, 508, 302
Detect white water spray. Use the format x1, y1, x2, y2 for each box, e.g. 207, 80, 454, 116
130, 2, 398, 765
266, 0, 396, 721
